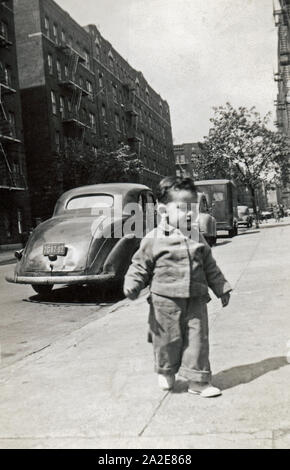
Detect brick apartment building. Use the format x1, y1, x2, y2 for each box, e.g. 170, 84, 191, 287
174, 142, 204, 179
13, 0, 175, 222
0, 0, 31, 248
274, 0, 290, 207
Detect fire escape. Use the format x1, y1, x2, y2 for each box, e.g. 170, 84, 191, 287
122, 79, 140, 145
56, 43, 89, 142
274, 2, 290, 134
0, 35, 25, 190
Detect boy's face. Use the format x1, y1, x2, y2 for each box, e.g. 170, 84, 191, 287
162, 189, 199, 232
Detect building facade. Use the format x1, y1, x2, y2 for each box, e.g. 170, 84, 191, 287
13, 0, 175, 222
274, 0, 290, 207
0, 0, 31, 248
174, 142, 205, 179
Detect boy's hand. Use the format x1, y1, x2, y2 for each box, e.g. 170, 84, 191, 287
123, 288, 139, 300
221, 292, 230, 307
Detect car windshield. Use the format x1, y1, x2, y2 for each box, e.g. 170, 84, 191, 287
238, 206, 248, 215
66, 194, 114, 211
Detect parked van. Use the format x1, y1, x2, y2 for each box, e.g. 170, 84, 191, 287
198, 192, 217, 246
194, 180, 238, 237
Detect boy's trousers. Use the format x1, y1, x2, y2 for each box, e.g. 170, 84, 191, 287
148, 293, 211, 383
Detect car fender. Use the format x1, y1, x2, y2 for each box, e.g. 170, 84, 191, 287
102, 235, 141, 278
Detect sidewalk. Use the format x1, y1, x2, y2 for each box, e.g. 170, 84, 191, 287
0, 225, 290, 449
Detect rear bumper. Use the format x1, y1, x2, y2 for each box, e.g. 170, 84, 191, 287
5, 273, 115, 285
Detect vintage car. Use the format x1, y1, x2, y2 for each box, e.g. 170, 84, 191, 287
237, 205, 253, 228
6, 183, 217, 297
6, 183, 157, 296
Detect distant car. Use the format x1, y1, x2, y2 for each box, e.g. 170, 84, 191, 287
237, 205, 253, 228
6, 183, 157, 297
261, 207, 274, 220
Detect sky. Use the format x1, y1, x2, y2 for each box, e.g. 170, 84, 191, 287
56, 0, 278, 144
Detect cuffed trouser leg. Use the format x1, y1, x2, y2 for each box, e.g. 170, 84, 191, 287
178, 298, 211, 383
148, 294, 186, 376
148, 294, 211, 382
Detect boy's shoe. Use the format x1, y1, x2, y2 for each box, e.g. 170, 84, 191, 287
158, 374, 175, 391
188, 382, 222, 398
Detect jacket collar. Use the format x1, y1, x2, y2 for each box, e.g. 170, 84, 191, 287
158, 217, 188, 238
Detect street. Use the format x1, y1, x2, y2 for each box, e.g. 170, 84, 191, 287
0, 223, 290, 449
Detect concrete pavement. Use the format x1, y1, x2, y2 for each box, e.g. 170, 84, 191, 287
0, 225, 290, 449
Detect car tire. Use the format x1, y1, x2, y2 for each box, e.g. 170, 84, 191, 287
229, 225, 238, 237
32, 284, 54, 296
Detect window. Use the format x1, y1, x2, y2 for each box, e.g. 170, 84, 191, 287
60, 96, 65, 119
61, 30, 66, 43
109, 53, 114, 69
8, 112, 16, 137
84, 50, 90, 68
89, 113, 96, 132
4, 65, 11, 87
180, 154, 186, 164
52, 23, 58, 43
67, 195, 114, 211
44, 16, 50, 37
51, 90, 57, 115
112, 85, 118, 103
55, 131, 60, 153
0, 20, 8, 40
101, 104, 106, 120
64, 64, 69, 79
86, 80, 93, 95
92, 146, 98, 156
99, 73, 103, 89
145, 88, 150, 104
115, 113, 120, 131
47, 54, 53, 75
56, 60, 61, 80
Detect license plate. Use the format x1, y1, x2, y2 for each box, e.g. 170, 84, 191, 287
43, 243, 66, 256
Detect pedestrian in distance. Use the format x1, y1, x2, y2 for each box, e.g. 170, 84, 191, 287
273, 205, 280, 223
123, 176, 232, 398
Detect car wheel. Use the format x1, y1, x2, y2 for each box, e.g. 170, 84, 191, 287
32, 284, 54, 296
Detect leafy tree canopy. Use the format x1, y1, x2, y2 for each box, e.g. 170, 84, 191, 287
193, 103, 289, 193
61, 140, 143, 191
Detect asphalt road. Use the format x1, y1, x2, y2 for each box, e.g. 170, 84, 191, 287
0, 267, 121, 369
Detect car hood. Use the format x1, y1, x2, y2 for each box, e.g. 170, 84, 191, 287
18, 214, 119, 274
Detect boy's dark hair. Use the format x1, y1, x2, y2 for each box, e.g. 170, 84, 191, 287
156, 176, 197, 203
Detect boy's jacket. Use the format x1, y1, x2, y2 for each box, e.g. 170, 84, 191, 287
124, 221, 232, 300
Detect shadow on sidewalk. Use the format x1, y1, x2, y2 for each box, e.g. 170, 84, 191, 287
214, 241, 232, 248
212, 356, 289, 391
237, 230, 260, 236
172, 356, 288, 393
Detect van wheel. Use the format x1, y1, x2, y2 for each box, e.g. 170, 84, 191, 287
32, 285, 53, 296
228, 226, 238, 237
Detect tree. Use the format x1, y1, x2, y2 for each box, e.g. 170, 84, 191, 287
61, 140, 143, 191
192, 103, 289, 220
